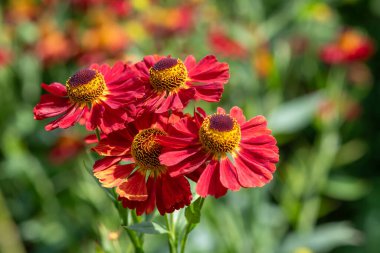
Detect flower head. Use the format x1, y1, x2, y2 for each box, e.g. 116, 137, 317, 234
159, 107, 279, 198
92, 111, 192, 215
33, 62, 144, 133
134, 55, 229, 113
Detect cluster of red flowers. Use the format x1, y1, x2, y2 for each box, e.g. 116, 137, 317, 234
34, 54, 279, 215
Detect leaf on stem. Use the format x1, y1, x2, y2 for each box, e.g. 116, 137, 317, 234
185, 197, 204, 224
125, 221, 168, 234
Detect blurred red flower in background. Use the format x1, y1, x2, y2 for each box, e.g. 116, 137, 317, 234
208, 28, 248, 59
320, 29, 374, 64
0, 48, 12, 67
49, 133, 84, 164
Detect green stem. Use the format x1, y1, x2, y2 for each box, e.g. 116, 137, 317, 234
165, 214, 177, 253
180, 198, 205, 253
95, 127, 101, 142
115, 199, 144, 253
180, 223, 192, 253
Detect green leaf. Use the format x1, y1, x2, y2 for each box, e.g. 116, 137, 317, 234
185, 197, 204, 224
268, 91, 325, 134
281, 222, 362, 253
126, 222, 168, 234
323, 176, 370, 201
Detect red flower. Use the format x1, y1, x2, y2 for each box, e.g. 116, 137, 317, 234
33, 62, 144, 133
208, 29, 248, 59
133, 55, 229, 113
92, 112, 192, 215
49, 133, 84, 165
320, 29, 374, 64
159, 107, 279, 198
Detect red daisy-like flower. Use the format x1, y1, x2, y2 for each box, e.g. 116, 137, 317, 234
133, 54, 229, 113
320, 29, 374, 64
92, 111, 192, 215
33, 62, 144, 133
159, 107, 279, 198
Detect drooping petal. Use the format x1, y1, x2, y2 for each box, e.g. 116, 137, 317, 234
219, 158, 240, 191
41, 82, 67, 96
156, 174, 192, 215
85, 103, 104, 131
160, 145, 204, 167
234, 149, 275, 187
94, 163, 134, 188
93, 156, 123, 172
188, 55, 229, 84
168, 149, 211, 177
45, 106, 85, 131
33, 94, 72, 120
117, 172, 148, 201
93, 129, 133, 156
196, 160, 228, 198
120, 177, 157, 215
191, 82, 224, 102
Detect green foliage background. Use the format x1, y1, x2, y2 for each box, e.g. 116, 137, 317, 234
0, 0, 379, 252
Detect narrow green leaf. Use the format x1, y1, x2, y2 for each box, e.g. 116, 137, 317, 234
126, 221, 168, 234
268, 91, 325, 134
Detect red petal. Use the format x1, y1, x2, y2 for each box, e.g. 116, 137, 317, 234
192, 82, 223, 102
234, 156, 267, 187
85, 104, 103, 131
188, 55, 229, 84
41, 82, 67, 96
120, 177, 157, 215
219, 158, 240, 191
155, 93, 183, 113
230, 106, 246, 125
93, 130, 132, 156
45, 106, 84, 131
217, 107, 226, 114
239, 138, 279, 163
156, 174, 192, 215
93, 156, 123, 172
184, 55, 197, 71
117, 172, 148, 201
94, 163, 134, 188
160, 145, 204, 166
98, 105, 128, 134
34, 94, 71, 120
169, 150, 211, 177
196, 160, 227, 198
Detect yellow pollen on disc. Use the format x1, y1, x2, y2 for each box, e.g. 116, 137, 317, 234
199, 114, 241, 157
131, 128, 167, 177
66, 69, 107, 104
149, 58, 188, 94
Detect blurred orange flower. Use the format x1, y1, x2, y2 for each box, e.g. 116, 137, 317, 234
252, 44, 274, 78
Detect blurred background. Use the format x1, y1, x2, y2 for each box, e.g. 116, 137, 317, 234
1, 0, 379, 252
